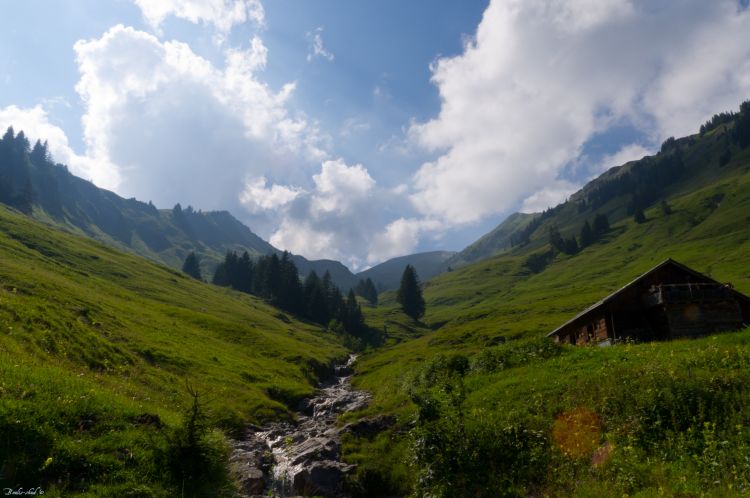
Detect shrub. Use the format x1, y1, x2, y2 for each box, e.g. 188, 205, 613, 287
163, 385, 232, 497
408, 363, 547, 498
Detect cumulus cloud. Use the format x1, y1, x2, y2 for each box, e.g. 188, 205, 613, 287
520, 180, 580, 213
239, 176, 301, 212
256, 158, 443, 268
133, 0, 265, 33
265, 159, 377, 269
72, 24, 323, 209
409, 0, 750, 226
306, 27, 334, 62
594, 143, 653, 175
0, 104, 117, 185
368, 217, 444, 264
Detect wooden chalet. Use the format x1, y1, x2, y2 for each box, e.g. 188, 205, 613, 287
548, 259, 750, 345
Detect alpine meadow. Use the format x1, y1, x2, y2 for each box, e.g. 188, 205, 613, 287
2, 1, 750, 497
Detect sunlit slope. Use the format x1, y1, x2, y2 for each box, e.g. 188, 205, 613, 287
363, 151, 750, 382
349, 133, 750, 497
0, 204, 345, 494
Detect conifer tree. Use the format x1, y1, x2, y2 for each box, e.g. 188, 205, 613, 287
548, 226, 565, 252
397, 265, 425, 320
355, 278, 378, 305
579, 220, 594, 247
343, 290, 365, 335
182, 252, 202, 280
304, 271, 329, 324
593, 213, 610, 235
565, 236, 579, 255
364, 278, 378, 305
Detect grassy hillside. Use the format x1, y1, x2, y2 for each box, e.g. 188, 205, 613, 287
0, 204, 345, 496
444, 212, 535, 268
344, 115, 750, 496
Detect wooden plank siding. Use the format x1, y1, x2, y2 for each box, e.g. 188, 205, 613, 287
549, 259, 750, 345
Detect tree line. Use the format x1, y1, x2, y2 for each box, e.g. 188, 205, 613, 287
0, 126, 46, 214
206, 250, 373, 341
548, 213, 610, 256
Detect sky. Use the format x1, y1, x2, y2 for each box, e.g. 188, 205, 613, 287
1, 0, 750, 271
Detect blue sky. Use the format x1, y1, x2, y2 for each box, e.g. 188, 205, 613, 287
2, 1, 750, 270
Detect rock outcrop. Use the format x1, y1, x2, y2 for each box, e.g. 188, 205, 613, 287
232, 355, 370, 497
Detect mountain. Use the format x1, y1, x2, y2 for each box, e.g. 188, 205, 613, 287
445, 212, 535, 268
446, 102, 750, 269
356, 250, 457, 291
344, 101, 750, 496
0, 128, 358, 289
0, 201, 346, 494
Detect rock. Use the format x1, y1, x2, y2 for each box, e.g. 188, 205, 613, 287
289, 437, 339, 466
292, 460, 354, 496
235, 354, 369, 496
341, 415, 397, 438
235, 467, 265, 495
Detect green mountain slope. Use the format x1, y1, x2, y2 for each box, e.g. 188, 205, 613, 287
356, 250, 457, 292
0, 203, 345, 495
342, 103, 750, 496
444, 212, 535, 268
0, 130, 359, 289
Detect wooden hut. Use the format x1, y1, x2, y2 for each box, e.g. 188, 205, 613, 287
548, 259, 750, 345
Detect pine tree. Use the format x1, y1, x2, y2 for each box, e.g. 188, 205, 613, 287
30, 140, 50, 165
236, 252, 253, 293
182, 252, 202, 280
593, 213, 609, 235
548, 226, 565, 252
304, 271, 329, 324
397, 265, 425, 320
343, 290, 365, 335
364, 278, 378, 305
564, 236, 579, 255
579, 220, 594, 247
354, 278, 378, 305
278, 251, 303, 313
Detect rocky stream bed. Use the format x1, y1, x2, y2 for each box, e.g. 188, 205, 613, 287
230, 355, 393, 497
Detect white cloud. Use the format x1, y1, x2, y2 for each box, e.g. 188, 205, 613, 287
240, 176, 301, 212
520, 180, 580, 213
311, 159, 374, 214
594, 143, 653, 175
340, 117, 370, 137
71, 24, 324, 209
0, 105, 117, 186
367, 217, 444, 264
408, 0, 750, 227
306, 27, 334, 62
133, 0, 264, 33
260, 159, 388, 270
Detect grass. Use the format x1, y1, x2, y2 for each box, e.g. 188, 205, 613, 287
0, 204, 346, 496
345, 133, 750, 496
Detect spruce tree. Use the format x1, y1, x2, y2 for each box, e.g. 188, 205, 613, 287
364, 278, 378, 305
304, 271, 329, 324
343, 290, 365, 335
397, 265, 425, 320
579, 220, 594, 247
593, 213, 609, 235
182, 252, 202, 280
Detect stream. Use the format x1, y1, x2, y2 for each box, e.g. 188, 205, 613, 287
230, 355, 371, 497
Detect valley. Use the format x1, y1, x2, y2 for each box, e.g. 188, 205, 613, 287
1, 102, 750, 496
